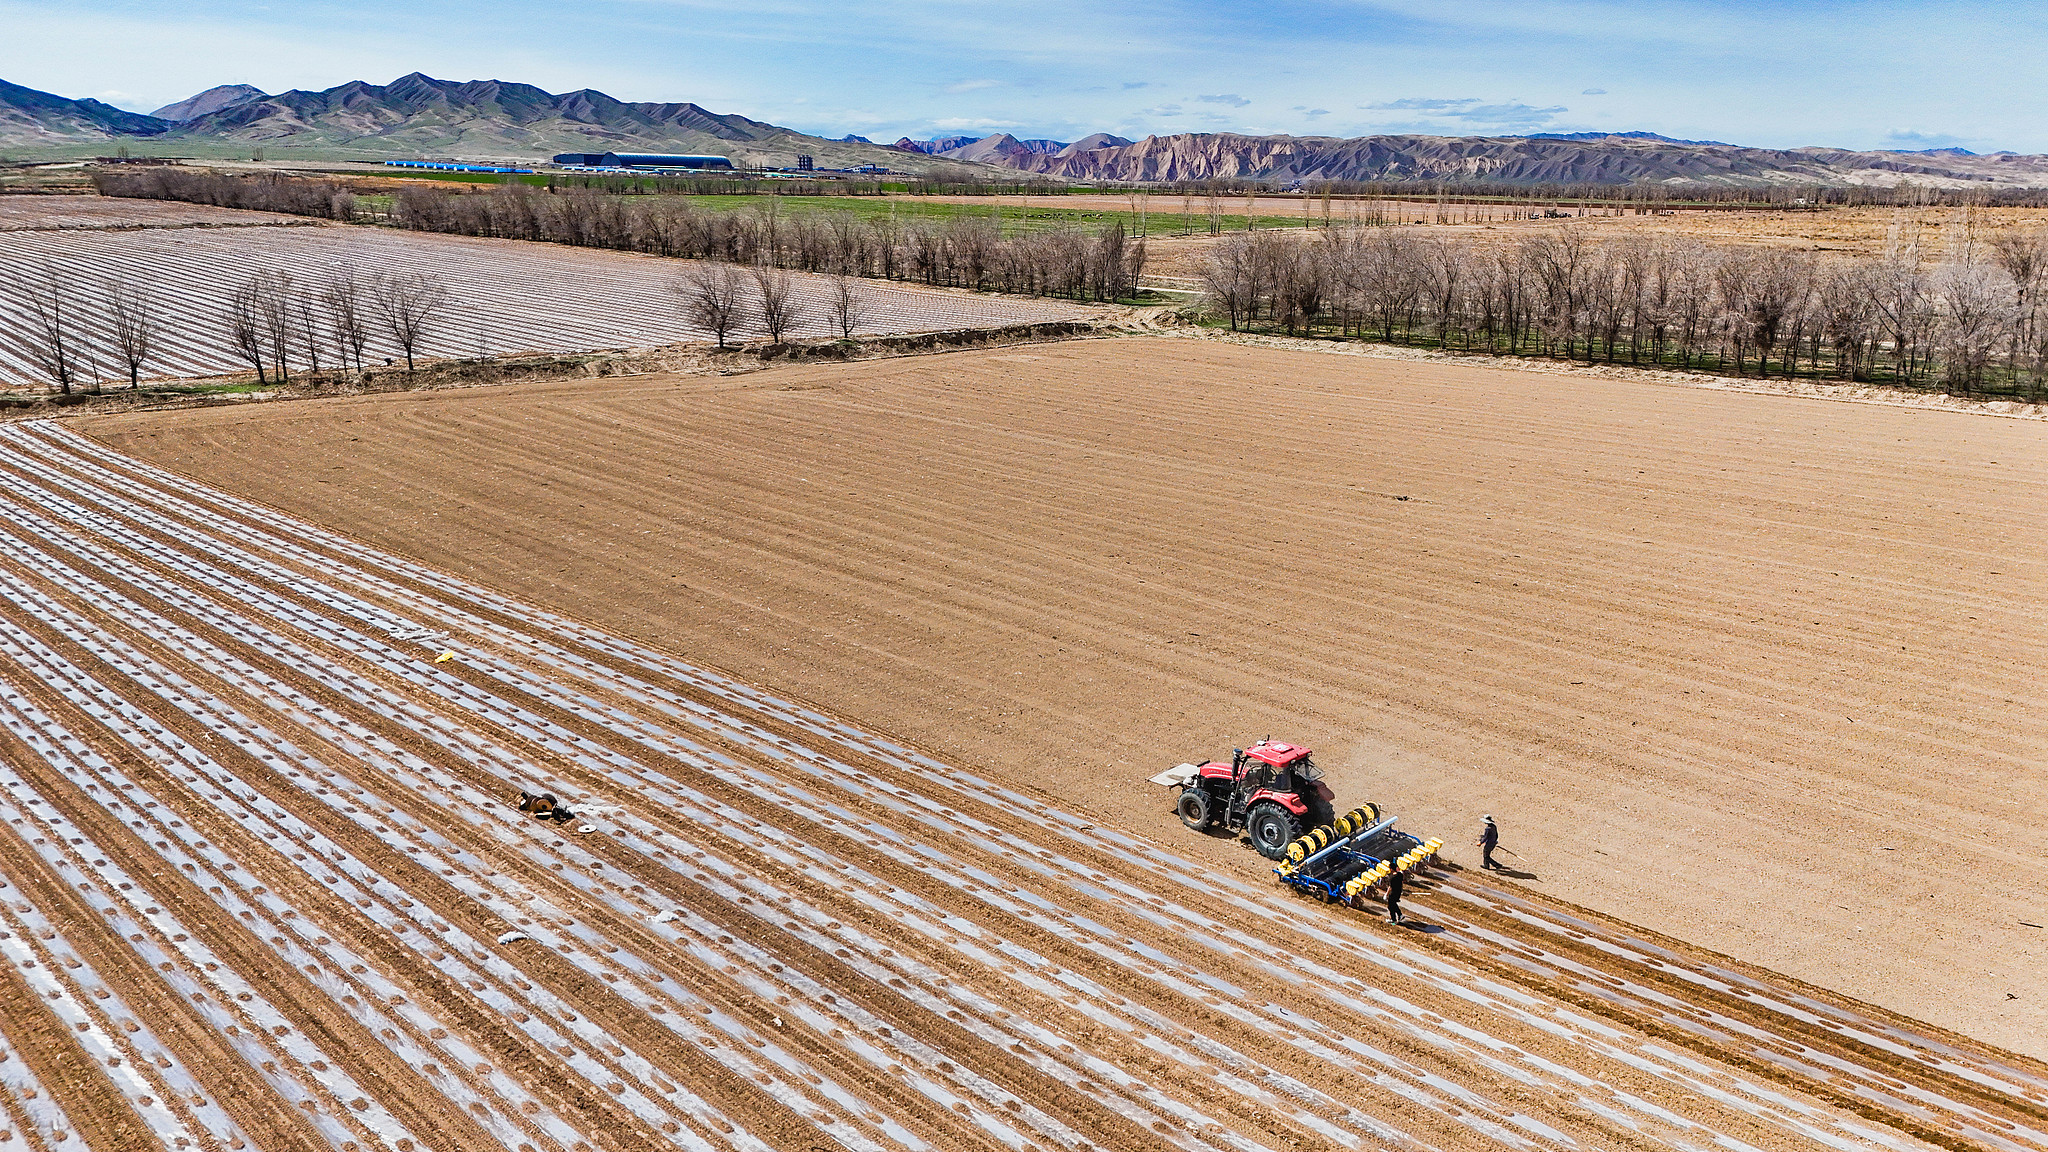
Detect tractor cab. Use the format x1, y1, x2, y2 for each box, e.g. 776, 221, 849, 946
1240, 740, 1322, 795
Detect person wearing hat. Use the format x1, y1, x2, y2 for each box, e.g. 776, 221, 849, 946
1477, 815, 1500, 870
1384, 869, 1405, 925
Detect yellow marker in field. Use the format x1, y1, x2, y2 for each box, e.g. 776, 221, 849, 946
435, 651, 455, 663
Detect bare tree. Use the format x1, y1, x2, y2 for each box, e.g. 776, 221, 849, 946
1869, 254, 1932, 384
827, 274, 870, 339
1988, 228, 2045, 387
226, 281, 269, 385
247, 270, 295, 384
1742, 251, 1811, 377
751, 262, 802, 343
294, 288, 325, 376
1418, 236, 1466, 348
1200, 233, 1259, 330
106, 279, 155, 389
1934, 260, 2012, 395
673, 261, 745, 349
374, 271, 448, 372
322, 266, 371, 374
1815, 264, 1877, 380
11, 266, 86, 394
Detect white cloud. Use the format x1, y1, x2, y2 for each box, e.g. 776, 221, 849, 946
1366, 97, 1479, 111
1363, 96, 1566, 129
929, 117, 1019, 130
1883, 129, 1976, 151
1196, 93, 1250, 107
944, 79, 1001, 94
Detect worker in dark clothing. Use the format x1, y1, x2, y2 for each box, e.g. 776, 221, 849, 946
1385, 870, 1405, 925
1478, 815, 1500, 870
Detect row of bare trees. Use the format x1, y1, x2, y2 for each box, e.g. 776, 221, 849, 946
1201, 226, 2048, 397
222, 267, 449, 385
94, 169, 359, 220
672, 262, 873, 349
99, 170, 1145, 304
0, 262, 453, 395
383, 184, 1144, 303
103, 170, 1145, 301
1, 268, 158, 394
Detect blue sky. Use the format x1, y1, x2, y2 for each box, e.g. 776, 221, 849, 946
2, 0, 2040, 151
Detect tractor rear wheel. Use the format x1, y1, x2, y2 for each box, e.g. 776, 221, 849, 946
1247, 803, 1301, 860
1176, 788, 1212, 831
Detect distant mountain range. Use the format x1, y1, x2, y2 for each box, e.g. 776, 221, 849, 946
3, 72, 2044, 188
149, 84, 265, 122
890, 130, 2047, 188
894, 132, 1134, 164
0, 73, 972, 172
0, 76, 166, 143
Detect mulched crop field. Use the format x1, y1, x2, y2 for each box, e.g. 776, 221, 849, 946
0, 196, 1097, 386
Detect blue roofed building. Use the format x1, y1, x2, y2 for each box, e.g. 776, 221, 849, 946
551, 152, 737, 171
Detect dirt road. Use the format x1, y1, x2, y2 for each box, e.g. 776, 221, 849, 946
0, 418, 2043, 1151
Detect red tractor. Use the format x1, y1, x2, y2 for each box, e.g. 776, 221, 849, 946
1151, 739, 1337, 859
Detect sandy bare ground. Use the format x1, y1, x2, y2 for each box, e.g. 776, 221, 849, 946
0, 195, 313, 231
1151, 324, 2048, 421
84, 337, 2048, 1065
0, 419, 2039, 1152
919, 194, 2048, 258
1126, 202, 2048, 284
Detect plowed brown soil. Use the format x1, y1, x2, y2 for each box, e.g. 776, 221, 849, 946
14, 420, 2042, 1152
82, 336, 2048, 1070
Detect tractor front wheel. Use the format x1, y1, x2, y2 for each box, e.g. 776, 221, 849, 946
1176, 788, 1212, 831
1247, 803, 1301, 860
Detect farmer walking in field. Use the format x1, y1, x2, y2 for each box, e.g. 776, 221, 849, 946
1384, 869, 1405, 925
1478, 815, 1501, 871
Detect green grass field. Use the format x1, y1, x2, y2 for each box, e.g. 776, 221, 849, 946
378, 170, 554, 187
662, 194, 1313, 237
